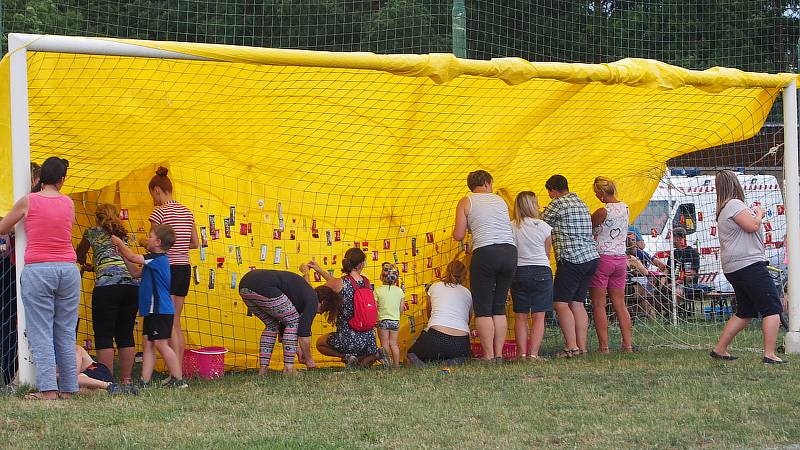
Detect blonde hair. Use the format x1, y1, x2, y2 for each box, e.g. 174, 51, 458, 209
95, 203, 128, 240
513, 191, 541, 222
593, 176, 618, 197
715, 170, 745, 219
441, 260, 467, 287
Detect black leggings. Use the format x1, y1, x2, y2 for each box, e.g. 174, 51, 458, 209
470, 244, 517, 317
407, 328, 470, 362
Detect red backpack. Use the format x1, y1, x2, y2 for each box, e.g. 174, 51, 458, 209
347, 275, 378, 332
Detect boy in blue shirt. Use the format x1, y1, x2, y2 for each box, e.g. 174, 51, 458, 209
112, 224, 187, 388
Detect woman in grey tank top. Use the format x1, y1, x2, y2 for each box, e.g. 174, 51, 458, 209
453, 170, 516, 361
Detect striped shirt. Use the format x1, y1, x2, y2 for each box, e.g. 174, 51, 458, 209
542, 192, 599, 264
149, 200, 195, 265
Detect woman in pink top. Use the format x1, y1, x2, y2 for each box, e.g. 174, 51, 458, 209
147, 167, 199, 367
0, 157, 80, 399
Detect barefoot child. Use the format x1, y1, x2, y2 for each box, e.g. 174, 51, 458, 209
375, 262, 406, 366
112, 225, 188, 388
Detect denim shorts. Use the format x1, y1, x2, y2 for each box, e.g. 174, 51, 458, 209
511, 265, 553, 313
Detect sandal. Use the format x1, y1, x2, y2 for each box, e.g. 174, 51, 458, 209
597, 347, 611, 354
621, 345, 639, 353
556, 348, 580, 358
24, 392, 58, 401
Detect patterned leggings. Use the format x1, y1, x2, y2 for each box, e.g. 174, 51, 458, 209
239, 288, 300, 367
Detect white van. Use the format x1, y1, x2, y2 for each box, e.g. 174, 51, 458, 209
632, 171, 786, 292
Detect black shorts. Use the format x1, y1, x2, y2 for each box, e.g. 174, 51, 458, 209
92, 284, 138, 350
143, 314, 174, 340
725, 261, 783, 319
470, 244, 517, 317
553, 258, 598, 303
170, 264, 191, 297
83, 362, 113, 382
511, 265, 553, 313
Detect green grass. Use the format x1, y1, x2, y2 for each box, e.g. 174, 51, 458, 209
0, 326, 797, 450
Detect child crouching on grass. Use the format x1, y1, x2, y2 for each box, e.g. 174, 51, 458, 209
112, 224, 187, 388
375, 262, 406, 366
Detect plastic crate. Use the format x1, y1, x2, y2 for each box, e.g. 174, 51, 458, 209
470, 340, 517, 360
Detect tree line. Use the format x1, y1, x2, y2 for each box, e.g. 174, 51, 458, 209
3, 0, 799, 73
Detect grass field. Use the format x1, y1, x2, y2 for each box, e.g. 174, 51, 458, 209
0, 325, 796, 449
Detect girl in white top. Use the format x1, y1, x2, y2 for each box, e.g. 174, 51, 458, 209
589, 176, 634, 353
406, 260, 473, 365
453, 170, 517, 361
510, 191, 553, 360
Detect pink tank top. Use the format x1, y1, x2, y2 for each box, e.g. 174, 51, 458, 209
24, 193, 77, 264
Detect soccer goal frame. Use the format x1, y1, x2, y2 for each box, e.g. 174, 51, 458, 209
5, 33, 800, 386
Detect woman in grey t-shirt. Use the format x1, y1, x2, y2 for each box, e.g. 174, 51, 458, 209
710, 171, 786, 364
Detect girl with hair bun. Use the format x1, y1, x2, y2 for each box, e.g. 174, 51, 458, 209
76, 203, 139, 384
147, 166, 199, 369
309, 247, 387, 367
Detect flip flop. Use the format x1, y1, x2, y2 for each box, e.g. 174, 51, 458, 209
24, 392, 58, 401
709, 350, 737, 361
763, 356, 789, 365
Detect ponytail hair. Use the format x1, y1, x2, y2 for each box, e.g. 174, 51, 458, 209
95, 203, 129, 240
316, 286, 342, 324
593, 176, 618, 197
148, 166, 173, 193
441, 260, 467, 287
341, 247, 366, 274
34, 157, 69, 192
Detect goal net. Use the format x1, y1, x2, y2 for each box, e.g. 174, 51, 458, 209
0, 34, 796, 376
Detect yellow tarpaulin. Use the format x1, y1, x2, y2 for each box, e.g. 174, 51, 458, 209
0, 36, 794, 369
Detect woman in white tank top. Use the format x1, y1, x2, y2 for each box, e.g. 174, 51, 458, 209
406, 260, 473, 365
589, 176, 634, 353
453, 170, 516, 361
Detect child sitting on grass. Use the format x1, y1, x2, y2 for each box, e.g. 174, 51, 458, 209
112, 224, 187, 388
375, 262, 406, 366
75, 344, 138, 395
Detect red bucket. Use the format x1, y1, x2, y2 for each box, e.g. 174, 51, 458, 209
470, 340, 517, 360
190, 347, 228, 380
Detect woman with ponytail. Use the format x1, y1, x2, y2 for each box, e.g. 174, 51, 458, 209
146, 167, 199, 369
0, 157, 80, 399
76, 203, 139, 384
309, 248, 386, 367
